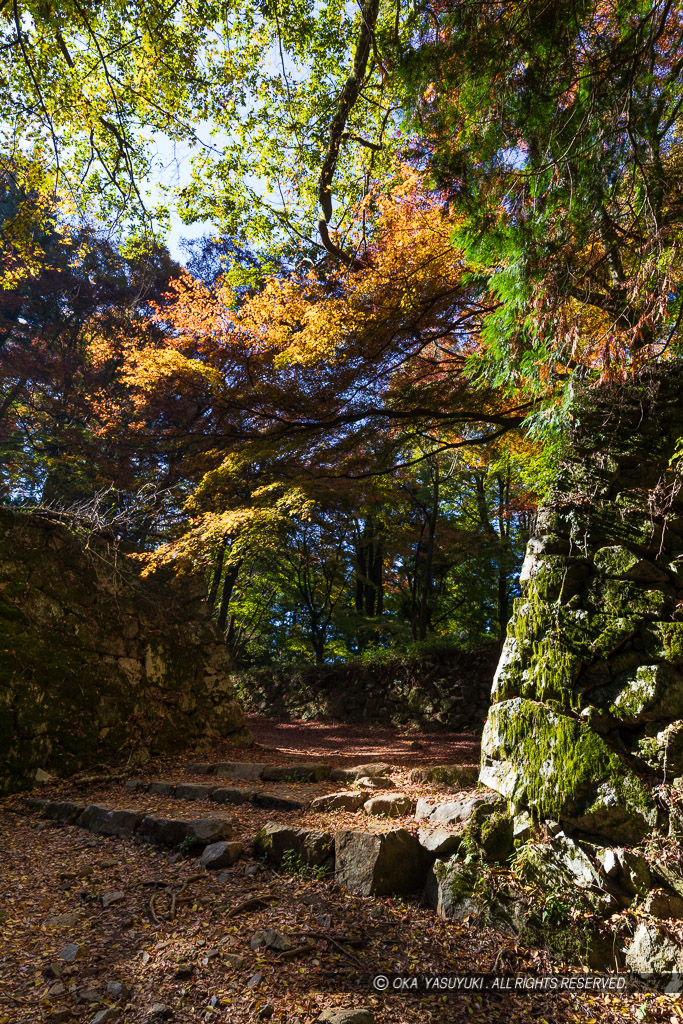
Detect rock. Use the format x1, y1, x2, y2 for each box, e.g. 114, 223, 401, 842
125, 779, 147, 792
45, 911, 81, 927
253, 823, 333, 867
625, 921, 683, 989
618, 849, 651, 896
101, 891, 125, 908
250, 929, 292, 951
90, 1010, 120, 1024
34, 767, 53, 784
354, 776, 385, 790
49, 1009, 72, 1023
58, 942, 87, 962
201, 841, 243, 869
417, 826, 461, 857
148, 781, 176, 796
318, 1011, 374, 1024
106, 981, 132, 1000
257, 1005, 275, 1020
138, 815, 232, 848
253, 792, 306, 811
187, 763, 213, 774
591, 663, 683, 725
174, 783, 215, 801
43, 800, 85, 825
246, 973, 263, 988
147, 1005, 173, 1020
594, 546, 671, 584
408, 765, 479, 788
363, 794, 415, 817
516, 837, 617, 914
642, 891, 683, 919
334, 829, 427, 895
480, 698, 657, 844
211, 787, 256, 805
78, 985, 101, 1002
310, 792, 367, 812
78, 805, 145, 838
214, 762, 265, 780
261, 763, 331, 782
512, 811, 534, 842
225, 954, 245, 969
416, 795, 496, 826
330, 763, 391, 782
175, 964, 194, 979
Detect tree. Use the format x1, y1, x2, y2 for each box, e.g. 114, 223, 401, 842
402, 0, 683, 386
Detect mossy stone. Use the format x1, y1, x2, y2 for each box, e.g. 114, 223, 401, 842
480, 698, 656, 843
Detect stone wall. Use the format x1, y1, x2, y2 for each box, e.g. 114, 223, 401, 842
481, 366, 683, 842
0, 509, 251, 792
233, 644, 498, 729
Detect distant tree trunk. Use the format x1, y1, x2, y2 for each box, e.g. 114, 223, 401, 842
418, 464, 439, 642
217, 562, 241, 634
208, 537, 227, 609
354, 516, 384, 617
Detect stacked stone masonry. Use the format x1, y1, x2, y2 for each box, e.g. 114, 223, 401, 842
481, 367, 683, 842
0, 509, 250, 792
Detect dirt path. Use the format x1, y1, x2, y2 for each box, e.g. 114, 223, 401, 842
247, 715, 481, 766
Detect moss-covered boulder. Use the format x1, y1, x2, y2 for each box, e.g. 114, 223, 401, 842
0, 510, 251, 791
481, 698, 656, 842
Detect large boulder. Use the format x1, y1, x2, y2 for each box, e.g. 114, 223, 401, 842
335, 829, 427, 895
625, 922, 683, 990
253, 823, 333, 867
481, 698, 657, 843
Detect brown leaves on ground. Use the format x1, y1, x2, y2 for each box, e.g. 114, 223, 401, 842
0, 719, 680, 1024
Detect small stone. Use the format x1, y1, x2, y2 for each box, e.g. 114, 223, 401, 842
225, 954, 245, 969
59, 942, 87, 963
100, 858, 119, 868
149, 781, 177, 796
45, 911, 81, 928
49, 1008, 71, 1023
201, 841, 243, 870
317, 1009, 374, 1024
90, 1010, 120, 1024
49, 982, 66, 997
175, 964, 194, 979
257, 1005, 275, 1020
101, 891, 125, 908
147, 1005, 173, 1021
34, 767, 53, 784
246, 972, 263, 988
244, 864, 259, 878
78, 986, 102, 1002
330, 763, 391, 782
76, 864, 94, 878
125, 780, 147, 792
187, 763, 213, 774
106, 981, 132, 1000
48, 962, 65, 978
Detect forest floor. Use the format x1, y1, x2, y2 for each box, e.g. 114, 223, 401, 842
0, 717, 680, 1024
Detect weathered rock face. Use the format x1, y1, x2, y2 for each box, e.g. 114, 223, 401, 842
482, 367, 683, 842
0, 509, 251, 791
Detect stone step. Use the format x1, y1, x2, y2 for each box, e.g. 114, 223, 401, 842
125, 779, 306, 811
186, 760, 334, 782
28, 798, 233, 850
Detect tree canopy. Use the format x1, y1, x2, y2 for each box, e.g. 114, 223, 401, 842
1, 0, 682, 663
